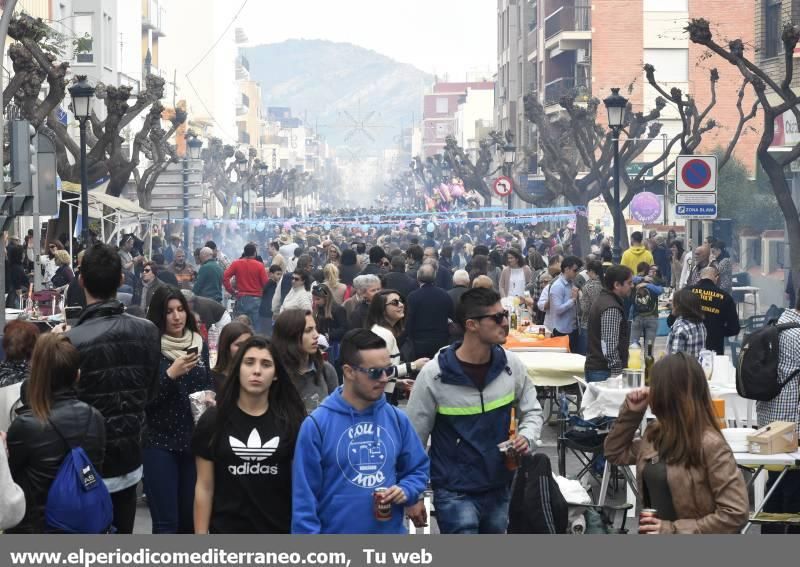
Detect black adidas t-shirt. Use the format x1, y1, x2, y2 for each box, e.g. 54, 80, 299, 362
191, 405, 297, 533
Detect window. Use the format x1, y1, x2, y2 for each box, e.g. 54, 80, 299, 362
73, 13, 93, 64
102, 13, 113, 67
528, 0, 538, 31
435, 122, 449, 138
436, 97, 449, 114
644, 0, 688, 10
642, 49, 688, 83
764, 0, 783, 58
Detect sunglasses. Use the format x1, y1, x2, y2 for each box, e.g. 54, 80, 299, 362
142, 268, 152, 273
380, 260, 390, 266
350, 365, 394, 380
387, 299, 403, 307
292, 277, 302, 282
469, 310, 509, 325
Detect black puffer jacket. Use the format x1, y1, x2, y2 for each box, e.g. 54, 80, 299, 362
6, 390, 105, 533
66, 300, 160, 478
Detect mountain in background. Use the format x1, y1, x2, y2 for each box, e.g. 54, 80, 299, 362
243, 39, 434, 151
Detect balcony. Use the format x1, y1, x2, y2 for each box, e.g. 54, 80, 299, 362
544, 3, 591, 51
236, 55, 250, 80
239, 130, 251, 145
236, 93, 250, 117
543, 76, 591, 107
142, 0, 166, 37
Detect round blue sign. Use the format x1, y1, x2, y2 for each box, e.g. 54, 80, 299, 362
681, 159, 712, 189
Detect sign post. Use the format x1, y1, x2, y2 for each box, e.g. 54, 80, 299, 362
674, 155, 717, 220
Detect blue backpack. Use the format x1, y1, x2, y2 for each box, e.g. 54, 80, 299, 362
45, 418, 113, 534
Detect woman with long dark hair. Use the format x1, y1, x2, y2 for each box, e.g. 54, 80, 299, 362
604, 353, 747, 534
143, 286, 213, 533
210, 322, 252, 391
271, 309, 338, 411
6, 334, 105, 533
311, 284, 347, 366
192, 336, 305, 533
666, 289, 706, 359
366, 290, 429, 404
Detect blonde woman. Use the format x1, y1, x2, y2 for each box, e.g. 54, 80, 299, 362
50, 250, 75, 289
323, 264, 348, 304
326, 244, 342, 267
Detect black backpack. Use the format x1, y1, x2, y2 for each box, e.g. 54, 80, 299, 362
507, 453, 568, 534
633, 286, 657, 314
736, 321, 800, 401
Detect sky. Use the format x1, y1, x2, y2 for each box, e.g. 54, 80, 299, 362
238, 0, 498, 80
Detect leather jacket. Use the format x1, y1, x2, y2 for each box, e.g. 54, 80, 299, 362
604, 401, 748, 534
6, 390, 105, 533
66, 300, 160, 478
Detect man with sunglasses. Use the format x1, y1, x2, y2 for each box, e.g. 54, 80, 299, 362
407, 287, 543, 534
292, 329, 429, 534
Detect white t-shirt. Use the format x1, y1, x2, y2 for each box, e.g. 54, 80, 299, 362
509, 268, 527, 298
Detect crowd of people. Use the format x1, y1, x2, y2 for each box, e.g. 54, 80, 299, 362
0, 216, 797, 535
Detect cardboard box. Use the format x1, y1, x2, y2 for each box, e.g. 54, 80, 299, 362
747, 421, 798, 455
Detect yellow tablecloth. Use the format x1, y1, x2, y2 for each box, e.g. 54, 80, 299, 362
513, 351, 585, 387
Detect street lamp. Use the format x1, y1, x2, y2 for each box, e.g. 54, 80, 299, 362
258, 163, 269, 217
183, 133, 203, 250
237, 157, 249, 219
503, 141, 516, 211
68, 75, 95, 247
604, 87, 628, 264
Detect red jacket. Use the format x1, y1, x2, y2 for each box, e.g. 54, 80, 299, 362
223, 258, 268, 297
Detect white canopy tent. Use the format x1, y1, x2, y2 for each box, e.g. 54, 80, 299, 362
60, 181, 156, 259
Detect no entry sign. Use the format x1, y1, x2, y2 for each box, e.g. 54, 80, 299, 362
676, 155, 717, 193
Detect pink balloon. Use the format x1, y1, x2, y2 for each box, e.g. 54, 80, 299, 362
398, 221, 406, 230
450, 184, 464, 198
283, 222, 292, 231
192, 218, 202, 227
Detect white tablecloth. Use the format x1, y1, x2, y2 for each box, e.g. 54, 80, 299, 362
580, 382, 655, 420
514, 351, 585, 387
734, 451, 800, 466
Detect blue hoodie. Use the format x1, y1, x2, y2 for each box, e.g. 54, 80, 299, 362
291, 387, 430, 534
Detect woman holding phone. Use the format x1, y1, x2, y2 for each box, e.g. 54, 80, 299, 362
192, 336, 306, 533
143, 286, 213, 533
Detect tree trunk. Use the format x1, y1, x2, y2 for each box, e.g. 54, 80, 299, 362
573, 204, 590, 258
762, 155, 800, 302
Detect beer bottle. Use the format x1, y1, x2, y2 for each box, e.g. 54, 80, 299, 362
505, 407, 520, 471
644, 342, 655, 386
510, 309, 518, 331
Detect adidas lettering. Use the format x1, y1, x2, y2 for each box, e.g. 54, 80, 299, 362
228, 463, 280, 476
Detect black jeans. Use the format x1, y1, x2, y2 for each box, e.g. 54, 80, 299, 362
762, 469, 800, 534
110, 484, 138, 534
552, 328, 580, 353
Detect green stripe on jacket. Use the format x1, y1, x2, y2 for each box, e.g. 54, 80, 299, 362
436, 392, 515, 416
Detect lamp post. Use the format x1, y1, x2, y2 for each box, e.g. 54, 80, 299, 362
68, 76, 95, 247
236, 158, 249, 219
503, 141, 516, 212
258, 163, 269, 217
183, 133, 203, 251
603, 87, 628, 264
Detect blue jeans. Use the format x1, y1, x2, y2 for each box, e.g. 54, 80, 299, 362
575, 328, 589, 355
142, 448, 196, 534
585, 369, 611, 383
630, 316, 659, 347
433, 487, 511, 534
234, 295, 261, 327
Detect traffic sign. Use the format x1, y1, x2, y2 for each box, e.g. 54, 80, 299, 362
676, 192, 716, 205
676, 155, 717, 193
493, 176, 513, 197
674, 204, 717, 220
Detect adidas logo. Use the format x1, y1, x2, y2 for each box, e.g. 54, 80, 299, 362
228, 430, 281, 476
